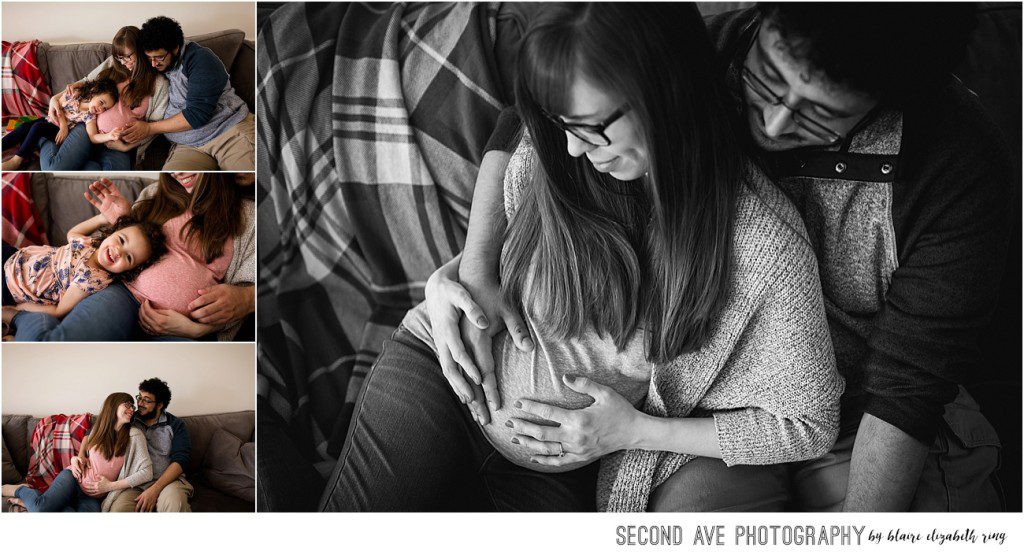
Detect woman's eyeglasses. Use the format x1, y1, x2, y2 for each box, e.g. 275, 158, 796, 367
541, 104, 632, 147
115, 53, 135, 64
740, 66, 842, 143
121, 401, 136, 411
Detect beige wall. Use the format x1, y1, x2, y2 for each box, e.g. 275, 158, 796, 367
2, 343, 255, 417
2, 2, 255, 44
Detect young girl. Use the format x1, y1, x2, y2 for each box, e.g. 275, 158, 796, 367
1, 392, 152, 512
1, 214, 167, 330
1, 78, 119, 170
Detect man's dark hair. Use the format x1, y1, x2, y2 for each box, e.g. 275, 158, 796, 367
139, 377, 172, 410
138, 16, 185, 53
757, 3, 977, 102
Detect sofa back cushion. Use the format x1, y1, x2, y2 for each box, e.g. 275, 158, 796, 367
181, 411, 254, 475
29, 175, 151, 246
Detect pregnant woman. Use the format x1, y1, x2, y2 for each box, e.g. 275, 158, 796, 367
319, 3, 843, 512
10, 175, 255, 341
38, 26, 168, 171
2, 393, 152, 512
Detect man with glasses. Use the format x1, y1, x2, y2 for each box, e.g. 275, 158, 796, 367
700, 3, 1012, 511
109, 377, 193, 512
119, 16, 254, 171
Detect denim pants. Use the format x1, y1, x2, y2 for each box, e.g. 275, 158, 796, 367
2, 119, 59, 160
38, 125, 132, 171
13, 282, 138, 341
319, 327, 599, 511
15, 469, 101, 512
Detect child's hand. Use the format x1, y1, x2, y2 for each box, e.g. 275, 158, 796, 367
84, 179, 131, 223
55, 124, 70, 145
109, 127, 123, 141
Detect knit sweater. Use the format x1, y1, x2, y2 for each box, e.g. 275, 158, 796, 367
100, 427, 153, 512
500, 133, 844, 511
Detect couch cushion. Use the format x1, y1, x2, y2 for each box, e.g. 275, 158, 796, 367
41, 42, 112, 94
2, 437, 23, 484
202, 428, 254, 502
190, 29, 245, 74
180, 411, 254, 475
1, 415, 33, 477
34, 176, 150, 246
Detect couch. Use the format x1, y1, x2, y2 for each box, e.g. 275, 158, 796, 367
2, 410, 255, 512
7, 29, 255, 170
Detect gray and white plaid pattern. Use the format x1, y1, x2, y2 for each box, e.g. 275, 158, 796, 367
257, 2, 507, 475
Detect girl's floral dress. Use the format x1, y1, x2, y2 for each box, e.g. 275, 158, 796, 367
3, 237, 112, 305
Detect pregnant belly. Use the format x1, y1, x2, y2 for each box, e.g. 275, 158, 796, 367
480, 329, 652, 473
128, 253, 222, 314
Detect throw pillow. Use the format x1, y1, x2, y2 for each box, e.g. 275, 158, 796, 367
203, 428, 254, 502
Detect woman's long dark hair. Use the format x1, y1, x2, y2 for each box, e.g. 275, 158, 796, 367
97, 26, 157, 110
132, 174, 245, 263
502, 3, 748, 362
83, 392, 134, 460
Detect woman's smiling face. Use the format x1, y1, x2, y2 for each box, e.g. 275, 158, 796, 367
557, 75, 649, 181
170, 172, 199, 190
116, 400, 135, 426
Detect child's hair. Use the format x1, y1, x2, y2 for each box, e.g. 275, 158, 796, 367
76, 77, 120, 104
93, 215, 167, 282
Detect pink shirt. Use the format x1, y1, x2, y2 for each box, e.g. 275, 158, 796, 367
127, 211, 233, 314
2, 237, 113, 305
96, 81, 149, 134
79, 446, 125, 499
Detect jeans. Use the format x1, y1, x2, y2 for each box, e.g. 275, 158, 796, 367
38, 125, 133, 171
2, 119, 59, 160
13, 282, 138, 341
15, 469, 101, 512
319, 327, 599, 512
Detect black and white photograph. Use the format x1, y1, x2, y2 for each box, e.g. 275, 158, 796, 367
255, 1, 1021, 515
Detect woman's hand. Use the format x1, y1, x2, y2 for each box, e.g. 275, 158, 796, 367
511, 375, 643, 468
187, 284, 254, 326
70, 456, 89, 480
82, 476, 113, 496
55, 122, 70, 145
139, 300, 217, 339
83, 179, 131, 223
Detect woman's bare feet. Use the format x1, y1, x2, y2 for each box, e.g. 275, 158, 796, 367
6, 497, 27, 512
1, 483, 27, 497
1, 155, 24, 171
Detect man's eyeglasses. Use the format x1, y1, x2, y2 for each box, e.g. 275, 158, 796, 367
136, 394, 156, 406
541, 104, 632, 147
740, 66, 842, 143
146, 52, 171, 64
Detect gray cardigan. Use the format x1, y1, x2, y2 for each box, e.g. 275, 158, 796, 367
100, 427, 152, 512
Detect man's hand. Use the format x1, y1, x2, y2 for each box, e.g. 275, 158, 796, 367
188, 284, 254, 325
135, 486, 160, 512
120, 120, 153, 144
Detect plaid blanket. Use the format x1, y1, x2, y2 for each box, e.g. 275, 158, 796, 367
25, 414, 92, 493
257, 2, 508, 475
2, 172, 48, 247
1, 40, 50, 118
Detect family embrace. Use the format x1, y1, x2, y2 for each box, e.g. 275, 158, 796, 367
316, 3, 1008, 512
2, 16, 254, 171
2, 378, 194, 512
3, 174, 255, 341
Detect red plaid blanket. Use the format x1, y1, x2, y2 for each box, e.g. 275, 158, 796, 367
2, 172, 48, 247
25, 414, 92, 493
2, 40, 51, 118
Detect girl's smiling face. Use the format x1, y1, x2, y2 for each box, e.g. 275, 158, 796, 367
86, 93, 116, 115
171, 172, 199, 190
96, 225, 152, 274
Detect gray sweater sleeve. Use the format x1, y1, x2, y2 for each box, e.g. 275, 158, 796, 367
120, 427, 154, 488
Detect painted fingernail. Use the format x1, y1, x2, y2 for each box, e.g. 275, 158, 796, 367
511, 437, 519, 444
504, 420, 513, 428
514, 401, 522, 409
